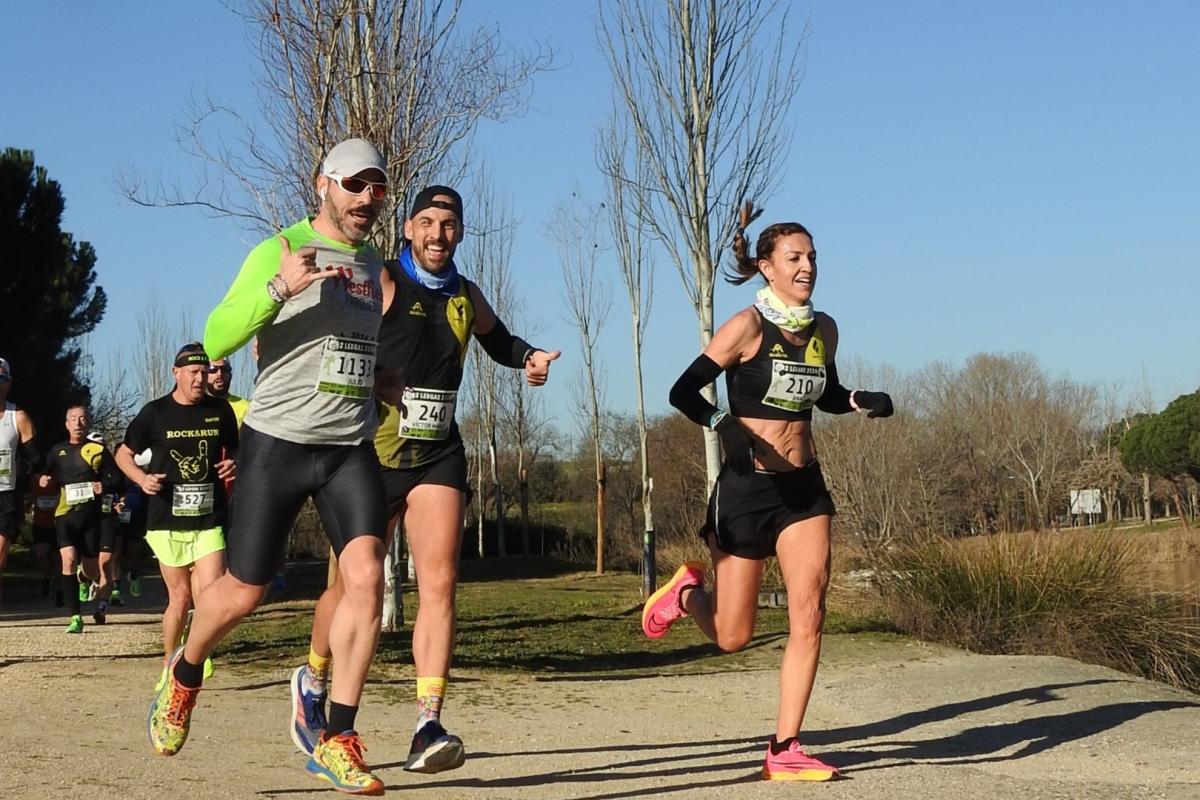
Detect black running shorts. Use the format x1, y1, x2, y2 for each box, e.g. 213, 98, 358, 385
703, 460, 835, 560
224, 425, 387, 586
56, 509, 104, 558
0, 491, 18, 536
380, 444, 469, 518
32, 524, 57, 547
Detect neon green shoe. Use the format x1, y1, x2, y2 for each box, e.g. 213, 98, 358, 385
65, 615, 84, 634
77, 580, 89, 603
203, 657, 214, 680
154, 663, 168, 692
305, 731, 384, 796
129, 576, 142, 597
147, 648, 200, 756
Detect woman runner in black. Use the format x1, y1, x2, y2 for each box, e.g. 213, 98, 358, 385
642, 206, 893, 781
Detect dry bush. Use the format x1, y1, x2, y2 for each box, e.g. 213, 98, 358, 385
876, 532, 1200, 692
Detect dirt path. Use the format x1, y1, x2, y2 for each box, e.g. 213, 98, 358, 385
1, 590, 1198, 799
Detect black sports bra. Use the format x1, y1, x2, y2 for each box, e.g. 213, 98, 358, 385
726, 311, 828, 421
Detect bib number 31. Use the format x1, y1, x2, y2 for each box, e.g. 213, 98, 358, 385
316, 337, 377, 399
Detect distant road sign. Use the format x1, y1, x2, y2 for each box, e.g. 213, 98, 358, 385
1070, 488, 1102, 515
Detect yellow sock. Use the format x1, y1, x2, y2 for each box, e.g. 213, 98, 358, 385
416, 676, 446, 728
307, 648, 331, 683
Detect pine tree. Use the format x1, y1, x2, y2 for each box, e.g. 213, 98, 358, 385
0, 148, 106, 442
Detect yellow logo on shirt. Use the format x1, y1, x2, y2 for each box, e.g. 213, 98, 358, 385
769, 344, 788, 359
410, 302, 426, 317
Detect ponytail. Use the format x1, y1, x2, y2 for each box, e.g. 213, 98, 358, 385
725, 200, 813, 286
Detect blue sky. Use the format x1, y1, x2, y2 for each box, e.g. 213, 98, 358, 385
3, 1, 1197, 434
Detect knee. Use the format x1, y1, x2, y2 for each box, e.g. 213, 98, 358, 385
167, 586, 193, 611
787, 592, 826, 639
715, 627, 754, 653
227, 582, 268, 616
339, 551, 384, 598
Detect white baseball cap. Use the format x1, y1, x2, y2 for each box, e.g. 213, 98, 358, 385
321, 138, 387, 179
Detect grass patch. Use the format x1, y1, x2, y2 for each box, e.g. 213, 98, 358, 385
876, 533, 1200, 692
219, 559, 893, 680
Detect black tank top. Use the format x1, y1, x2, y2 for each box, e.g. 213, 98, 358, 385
374, 264, 476, 468
726, 311, 828, 421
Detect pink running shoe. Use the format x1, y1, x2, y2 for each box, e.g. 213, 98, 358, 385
762, 737, 839, 781
641, 562, 705, 639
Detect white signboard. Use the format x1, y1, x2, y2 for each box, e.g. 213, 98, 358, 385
1070, 488, 1102, 515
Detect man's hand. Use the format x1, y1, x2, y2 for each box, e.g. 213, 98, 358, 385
277, 236, 335, 298
140, 473, 167, 496
374, 365, 407, 408
91, 481, 103, 496
525, 350, 561, 387
215, 459, 236, 481
37, 474, 51, 489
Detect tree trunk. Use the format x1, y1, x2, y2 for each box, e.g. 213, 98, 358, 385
520, 467, 530, 556
1142, 472, 1152, 524
596, 460, 607, 575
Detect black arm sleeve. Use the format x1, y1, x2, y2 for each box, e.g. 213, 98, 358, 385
20, 437, 43, 474
815, 361, 855, 414
474, 318, 536, 369
99, 449, 123, 493
669, 354, 724, 426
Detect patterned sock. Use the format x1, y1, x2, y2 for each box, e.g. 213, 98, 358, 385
416, 676, 446, 731
304, 647, 331, 694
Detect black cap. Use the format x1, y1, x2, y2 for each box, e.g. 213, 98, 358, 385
409, 185, 463, 222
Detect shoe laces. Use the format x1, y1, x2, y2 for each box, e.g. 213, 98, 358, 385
165, 681, 199, 726
327, 732, 369, 771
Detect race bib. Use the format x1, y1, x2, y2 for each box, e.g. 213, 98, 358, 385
0, 449, 10, 479
65, 482, 94, 506
36, 496, 56, 510
762, 362, 826, 413
172, 483, 215, 517
316, 337, 376, 399
399, 388, 457, 441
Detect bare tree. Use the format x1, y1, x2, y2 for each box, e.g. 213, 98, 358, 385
598, 0, 807, 487
136, 290, 174, 403
598, 116, 658, 592
464, 168, 517, 556
121, 0, 552, 255
555, 196, 611, 573
497, 305, 553, 555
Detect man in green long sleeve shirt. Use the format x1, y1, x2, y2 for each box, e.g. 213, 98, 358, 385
146, 138, 390, 796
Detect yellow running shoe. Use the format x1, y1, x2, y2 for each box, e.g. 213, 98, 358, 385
305, 731, 385, 796
147, 648, 200, 756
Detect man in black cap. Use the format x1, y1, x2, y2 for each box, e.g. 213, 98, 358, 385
290, 185, 560, 774
116, 342, 238, 693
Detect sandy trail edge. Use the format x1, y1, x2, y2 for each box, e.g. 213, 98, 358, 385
1, 606, 1198, 800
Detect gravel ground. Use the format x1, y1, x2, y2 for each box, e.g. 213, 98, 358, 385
1, 587, 1198, 800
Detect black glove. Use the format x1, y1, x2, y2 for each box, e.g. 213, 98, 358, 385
854, 391, 894, 419
715, 415, 756, 473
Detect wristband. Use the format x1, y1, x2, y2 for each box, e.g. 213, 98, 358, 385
266, 279, 285, 304
274, 273, 292, 299
708, 409, 728, 429
849, 391, 860, 411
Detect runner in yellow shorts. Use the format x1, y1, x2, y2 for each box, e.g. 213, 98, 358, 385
115, 343, 238, 686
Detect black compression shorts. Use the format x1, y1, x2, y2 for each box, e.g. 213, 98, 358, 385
380, 444, 469, 518
56, 510, 105, 558
703, 460, 835, 560
224, 425, 387, 586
